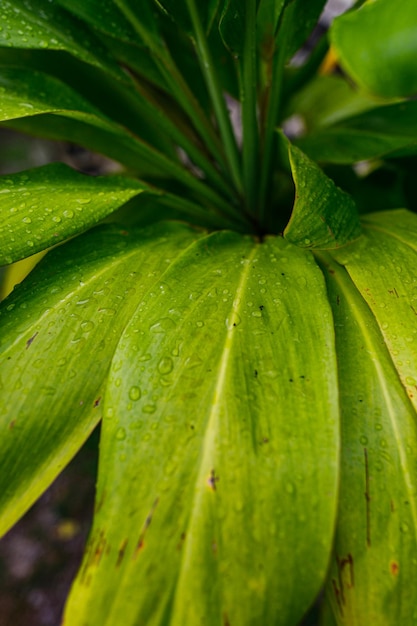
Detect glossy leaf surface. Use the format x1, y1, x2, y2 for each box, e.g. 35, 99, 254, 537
0, 0, 125, 80
331, 0, 417, 98
284, 143, 361, 249
0, 163, 147, 265
317, 210, 417, 624
65, 231, 339, 626
0, 222, 201, 537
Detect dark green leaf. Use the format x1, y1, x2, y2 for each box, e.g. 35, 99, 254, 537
65, 231, 339, 626
0, 163, 149, 264
278, 0, 327, 62
284, 143, 361, 249
331, 0, 417, 98
219, 0, 245, 57
296, 101, 417, 164
0, 0, 125, 81
0, 222, 201, 537
56, 0, 138, 44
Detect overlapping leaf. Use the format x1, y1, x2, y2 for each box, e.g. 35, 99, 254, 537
0, 163, 148, 265
316, 210, 417, 624
0, 222, 201, 538
64, 231, 339, 626
284, 142, 361, 249
0, 66, 170, 172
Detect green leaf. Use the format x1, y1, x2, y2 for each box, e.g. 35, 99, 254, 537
331, 0, 417, 99
316, 217, 417, 622
0, 0, 125, 81
0, 163, 150, 264
0, 66, 166, 171
0, 66, 223, 195
257, 0, 286, 42
0, 222, 201, 537
296, 101, 417, 164
56, 0, 138, 44
285, 75, 380, 134
278, 0, 327, 62
219, 0, 245, 57
332, 210, 417, 414
284, 143, 362, 249
65, 231, 339, 626
156, 0, 221, 34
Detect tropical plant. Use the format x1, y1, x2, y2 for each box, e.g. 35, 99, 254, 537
1, 0, 417, 624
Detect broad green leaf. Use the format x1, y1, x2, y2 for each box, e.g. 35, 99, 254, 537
318, 243, 417, 624
296, 101, 417, 164
284, 143, 361, 249
0, 0, 125, 81
0, 66, 201, 182
65, 231, 339, 626
332, 210, 417, 413
0, 222, 201, 537
331, 0, 417, 98
0, 163, 149, 265
285, 75, 381, 134
0, 49, 173, 156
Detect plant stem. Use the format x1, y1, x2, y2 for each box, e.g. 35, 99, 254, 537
240, 0, 259, 216
127, 72, 235, 200
258, 23, 289, 225
185, 0, 243, 196
114, 0, 230, 175
160, 192, 249, 232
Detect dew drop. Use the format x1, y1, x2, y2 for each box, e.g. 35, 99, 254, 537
129, 386, 141, 401
400, 522, 410, 534
158, 356, 173, 375
116, 427, 127, 441
143, 404, 156, 414
359, 435, 368, 445
80, 320, 94, 332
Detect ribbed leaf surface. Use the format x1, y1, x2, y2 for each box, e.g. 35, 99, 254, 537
0, 222, 200, 537
64, 230, 339, 626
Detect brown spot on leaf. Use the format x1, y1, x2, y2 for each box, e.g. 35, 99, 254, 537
134, 498, 159, 558
390, 561, 399, 576
207, 469, 219, 491
26, 332, 38, 349
116, 539, 128, 568
93, 397, 101, 407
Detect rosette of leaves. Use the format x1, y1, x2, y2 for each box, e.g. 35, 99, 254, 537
1, 1, 417, 624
